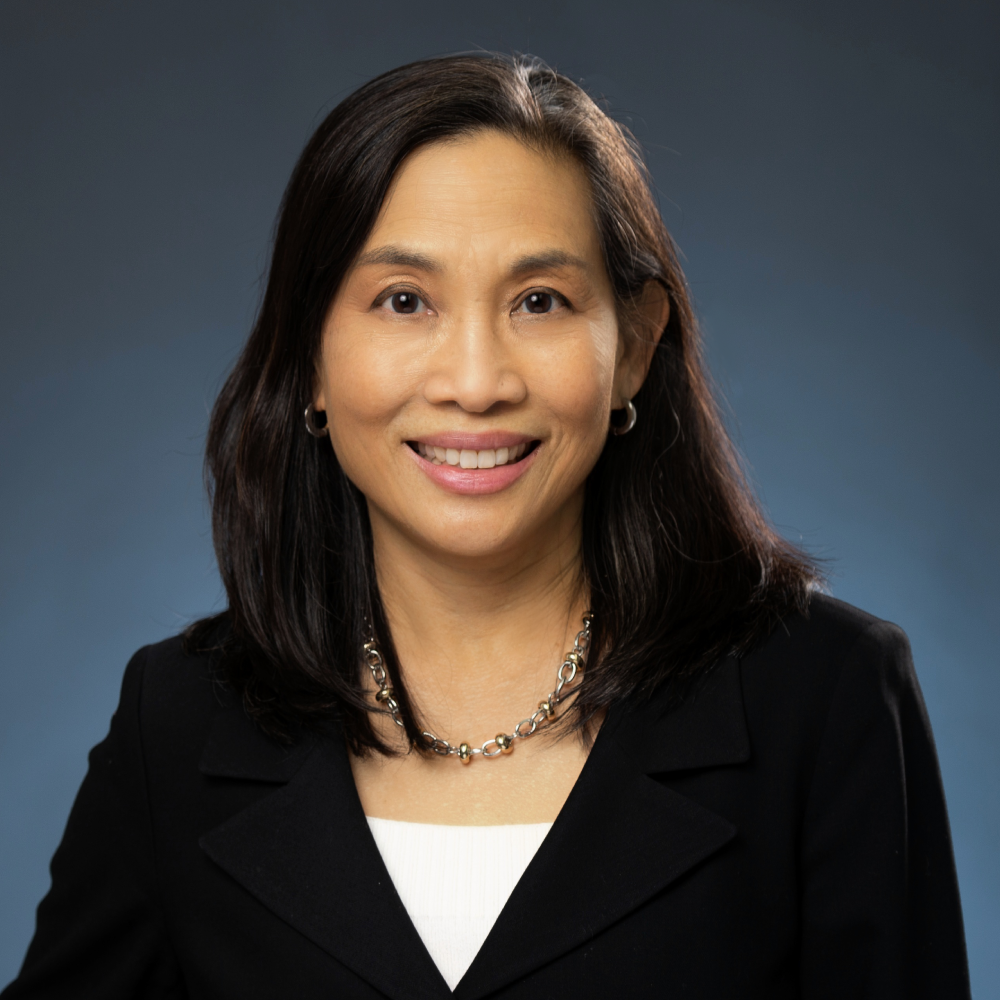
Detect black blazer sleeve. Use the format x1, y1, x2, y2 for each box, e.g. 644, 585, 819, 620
2, 648, 183, 998
798, 620, 970, 998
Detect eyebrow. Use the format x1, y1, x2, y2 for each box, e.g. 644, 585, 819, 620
354, 245, 591, 278
354, 246, 442, 272
508, 250, 592, 276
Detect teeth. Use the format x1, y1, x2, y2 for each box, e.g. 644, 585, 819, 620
416, 442, 530, 468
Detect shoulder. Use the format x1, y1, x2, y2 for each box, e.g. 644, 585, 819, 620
116, 631, 313, 790
125, 631, 226, 714
743, 591, 912, 689
114, 632, 236, 764
737, 593, 919, 770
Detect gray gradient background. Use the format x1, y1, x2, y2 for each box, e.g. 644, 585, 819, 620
1, 0, 997, 992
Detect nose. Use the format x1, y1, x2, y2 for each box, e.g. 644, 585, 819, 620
422, 312, 527, 413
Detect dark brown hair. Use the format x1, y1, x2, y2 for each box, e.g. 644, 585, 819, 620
186, 52, 819, 751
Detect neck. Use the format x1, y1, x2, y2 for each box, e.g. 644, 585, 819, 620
367, 494, 588, 745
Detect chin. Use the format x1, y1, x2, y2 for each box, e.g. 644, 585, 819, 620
422, 527, 523, 562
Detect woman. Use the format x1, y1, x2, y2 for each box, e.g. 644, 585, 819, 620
3, 53, 969, 998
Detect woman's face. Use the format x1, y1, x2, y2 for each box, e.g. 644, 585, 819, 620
315, 130, 660, 563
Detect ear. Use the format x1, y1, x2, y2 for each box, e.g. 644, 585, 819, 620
613, 280, 670, 406
312, 356, 328, 413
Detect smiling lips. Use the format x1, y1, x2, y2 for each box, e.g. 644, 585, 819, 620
407, 435, 539, 495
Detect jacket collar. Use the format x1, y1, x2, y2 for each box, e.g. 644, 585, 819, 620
199, 704, 316, 782
612, 653, 751, 774
199, 657, 749, 1000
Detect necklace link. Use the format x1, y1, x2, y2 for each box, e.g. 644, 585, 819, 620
364, 613, 593, 762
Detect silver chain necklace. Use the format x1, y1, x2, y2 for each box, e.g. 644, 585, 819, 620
363, 612, 593, 763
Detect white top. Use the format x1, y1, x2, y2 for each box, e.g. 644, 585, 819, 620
366, 817, 552, 991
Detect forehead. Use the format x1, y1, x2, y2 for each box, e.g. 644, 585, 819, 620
365, 131, 601, 263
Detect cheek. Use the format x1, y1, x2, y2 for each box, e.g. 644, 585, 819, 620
319, 322, 416, 472
533, 322, 618, 442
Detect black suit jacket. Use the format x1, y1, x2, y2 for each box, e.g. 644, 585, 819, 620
3, 595, 970, 998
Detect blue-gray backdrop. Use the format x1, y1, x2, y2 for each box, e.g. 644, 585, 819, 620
1, 0, 997, 992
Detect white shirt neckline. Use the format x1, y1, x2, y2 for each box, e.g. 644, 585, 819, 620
366, 816, 553, 991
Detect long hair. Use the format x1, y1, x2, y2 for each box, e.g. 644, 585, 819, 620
185, 52, 820, 751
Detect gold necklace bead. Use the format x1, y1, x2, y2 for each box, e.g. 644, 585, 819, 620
458, 742, 472, 763
539, 699, 555, 719
496, 733, 513, 753
375, 687, 394, 703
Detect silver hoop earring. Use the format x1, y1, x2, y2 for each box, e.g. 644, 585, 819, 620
610, 399, 637, 436
304, 403, 329, 438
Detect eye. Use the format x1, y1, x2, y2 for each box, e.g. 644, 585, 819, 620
381, 291, 427, 314
517, 291, 562, 315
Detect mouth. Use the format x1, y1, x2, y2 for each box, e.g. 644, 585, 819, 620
404, 435, 541, 495
407, 439, 540, 469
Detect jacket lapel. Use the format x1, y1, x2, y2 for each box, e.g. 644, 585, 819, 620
455, 656, 749, 999
199, 712, 451, 1000
198, 656, 749, 1000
